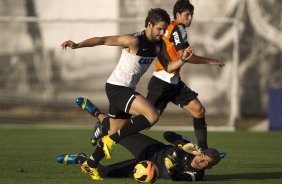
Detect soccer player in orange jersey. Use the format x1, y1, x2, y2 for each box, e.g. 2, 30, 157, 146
146, 0, 224, 150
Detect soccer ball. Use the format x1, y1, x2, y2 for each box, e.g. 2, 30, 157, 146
133, 160, 159, 183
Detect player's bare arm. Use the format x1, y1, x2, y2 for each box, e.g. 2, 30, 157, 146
61, 34, 139, 52
165, 46, 195, 73
188, 55, 224, 67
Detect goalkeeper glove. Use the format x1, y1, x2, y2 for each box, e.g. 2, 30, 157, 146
164, 151, 178, 174
178, 143, 202, 156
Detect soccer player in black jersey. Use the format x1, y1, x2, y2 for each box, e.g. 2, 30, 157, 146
58, 131, 221, 181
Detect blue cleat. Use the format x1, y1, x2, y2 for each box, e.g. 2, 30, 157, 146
91, 121, 105, 146
76, 97, 101, 117
56, 153, 87, 165
76, 97, 96, 114
219, 152, 226, 158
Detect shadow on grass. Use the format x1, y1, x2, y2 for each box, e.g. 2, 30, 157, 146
206, 172, 282, 181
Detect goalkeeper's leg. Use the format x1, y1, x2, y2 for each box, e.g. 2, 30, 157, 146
163, 131, 193, 145
98, 159, 137, 178
56, 153, 87, 165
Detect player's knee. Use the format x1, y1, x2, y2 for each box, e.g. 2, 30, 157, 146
193, 106, 205, 118
146, 110, 160, 125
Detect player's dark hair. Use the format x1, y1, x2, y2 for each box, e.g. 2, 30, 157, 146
145, 8, 170, 27
173, 0, 194, 19
203, 148, 221, 166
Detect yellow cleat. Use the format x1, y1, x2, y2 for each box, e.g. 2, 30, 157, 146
102, 135, 116, 160
81, 161, 103, 180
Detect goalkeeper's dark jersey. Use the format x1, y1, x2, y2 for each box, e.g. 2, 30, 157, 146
104, 132, 204, 181
148, 143, 204, 181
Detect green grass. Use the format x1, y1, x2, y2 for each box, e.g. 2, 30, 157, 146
0, 128, 282, 184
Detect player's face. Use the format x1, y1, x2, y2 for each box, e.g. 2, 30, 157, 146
177, 10, 193, 27
191, 153, 212, 170
147, 21, 168, 42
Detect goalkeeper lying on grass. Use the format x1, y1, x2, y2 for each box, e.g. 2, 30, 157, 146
57, 129, 221, 181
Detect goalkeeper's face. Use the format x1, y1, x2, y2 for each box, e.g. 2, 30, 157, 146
191, 154, 213, 170
191, 148, 221, 170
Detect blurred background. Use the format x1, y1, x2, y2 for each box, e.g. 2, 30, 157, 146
0, 0, 281, 131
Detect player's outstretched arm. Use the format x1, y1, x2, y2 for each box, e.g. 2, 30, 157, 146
61, 40, 79, 49
61, 34, 138, 50
188, 54, 225, 67
160, 45, 195, 73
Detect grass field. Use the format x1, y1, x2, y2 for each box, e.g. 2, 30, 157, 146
0, 128, 282, 184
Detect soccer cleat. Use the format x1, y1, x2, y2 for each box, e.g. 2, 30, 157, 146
56, 153, 87, 165
102, 135, 116, 160
91, 121, 105, 146
81, 161, 103, 180
76, 97, 99, 115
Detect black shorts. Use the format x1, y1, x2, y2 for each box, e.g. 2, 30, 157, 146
146, 76, 198, 114
106, 83, 139, 119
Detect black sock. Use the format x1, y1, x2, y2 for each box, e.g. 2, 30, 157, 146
193, 117, 208, 149
87, 140, 105, 168
90, 107, 102, 118
110, 115, 152, 142
101, 117, 110, 135
76, 155, 87, 165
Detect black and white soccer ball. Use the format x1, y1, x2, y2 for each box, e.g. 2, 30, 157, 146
133, 160, 159, 183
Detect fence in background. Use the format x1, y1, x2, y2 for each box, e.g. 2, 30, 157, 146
0, 16, 239, 131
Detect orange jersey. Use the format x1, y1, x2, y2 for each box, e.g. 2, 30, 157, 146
155, 21, 189, 79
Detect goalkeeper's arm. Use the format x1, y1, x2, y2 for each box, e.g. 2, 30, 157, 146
164, 150, 204, 181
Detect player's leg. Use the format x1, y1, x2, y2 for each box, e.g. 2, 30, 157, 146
57, 152, 103, 180
183, 98, 207, 149
102, 84, 159, 159
118, 133, 164, 160
129, 94, 159, 124
88, 131, 163, 171
173, 81, 208, 150
56, 153, 87, 165
76, 85, 131, 179
80, 159, 103, 180
90, 120, 107, 146
85, 129, 163, 173
86, 139, 106, 168
102, 117, 128, 160
108, 95, 159, 149
81, 135, 115, 180
146, 76, 173, 115
75, 97, 107, 122
103, 97, 159, 159
93, 77, 169, 143
163, 131, 193, 145
75, 97, 109, 145
98, 159, 137, 178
